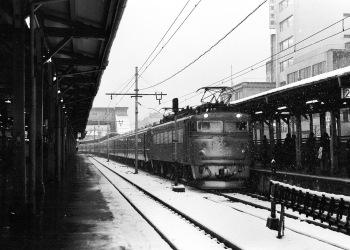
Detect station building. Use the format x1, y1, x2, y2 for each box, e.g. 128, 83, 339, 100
85, 107, 131, 140
229, 81, 275, 102
267, 0, 350, 86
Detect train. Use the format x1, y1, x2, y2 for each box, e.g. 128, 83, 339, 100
79, 102, 253, 189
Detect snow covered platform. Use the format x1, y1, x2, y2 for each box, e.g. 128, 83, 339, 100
96, 157, 350, 250
3, 153, 348, 249
0, 154, 172, 250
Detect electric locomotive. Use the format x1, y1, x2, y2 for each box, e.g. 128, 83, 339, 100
80, 88, 252, 189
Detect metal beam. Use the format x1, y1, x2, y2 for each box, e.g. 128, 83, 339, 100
38, 10, 101, 30
54, 58, 100, 66
59, 77, 95, 84
57, 68, 105, 77
43, 27, 107, 39
33, 0, 68, 5
43, 36, 71, 64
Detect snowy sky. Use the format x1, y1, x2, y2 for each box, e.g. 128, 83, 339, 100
92, 0, 271, 125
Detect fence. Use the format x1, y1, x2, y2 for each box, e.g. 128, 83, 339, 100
267, 180, 350, 235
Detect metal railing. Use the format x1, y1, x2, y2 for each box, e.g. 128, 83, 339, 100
267, 180, 350, 235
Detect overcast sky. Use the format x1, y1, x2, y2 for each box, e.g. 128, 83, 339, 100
93, 0, 271, 125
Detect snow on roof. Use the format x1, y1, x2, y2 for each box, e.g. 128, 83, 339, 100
230, 65, 350, 105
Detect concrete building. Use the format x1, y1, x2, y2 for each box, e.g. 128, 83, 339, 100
85, 107, 131, 139
268, 0, 350, 87
229, 81, 275, 102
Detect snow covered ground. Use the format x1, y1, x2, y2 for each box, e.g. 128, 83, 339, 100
92, 156, 350, 250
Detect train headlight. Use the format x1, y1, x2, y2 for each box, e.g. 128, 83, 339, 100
236, 113, 242, 118
242, 149, 246, 154
204, 113, 209, 118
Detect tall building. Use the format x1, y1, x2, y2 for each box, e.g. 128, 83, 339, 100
229, 81, 275, 102
84, 107, 131, 140
268, 0, 350, 87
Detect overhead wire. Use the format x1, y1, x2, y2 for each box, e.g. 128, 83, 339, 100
139, 74, 159, 92
156, 15, 350, 107
138, 0, 191, 74
108, 0, 193, 106
217, 26, 350, 86
140, 0, 268, 91
139, 0, 202, 77
179, 27, 350, 105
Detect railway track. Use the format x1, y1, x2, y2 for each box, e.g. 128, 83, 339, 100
89, 156, 238, 250
88, 156, 350, 250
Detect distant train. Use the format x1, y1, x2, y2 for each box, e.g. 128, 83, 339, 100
79, 103, 252, 189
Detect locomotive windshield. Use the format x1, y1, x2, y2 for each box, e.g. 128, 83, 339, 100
197, 121, 223, 132
224, 121, 247, 132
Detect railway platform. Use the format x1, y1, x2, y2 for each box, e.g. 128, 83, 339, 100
0, 154, 172, 250
2, 153, 350, 249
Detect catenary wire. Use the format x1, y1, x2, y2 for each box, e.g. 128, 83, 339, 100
108, 1, 194, 103
139, 0, 202, 77
138, 0, 191, 73
156, 17, 350, 107
140, 0, 268, 91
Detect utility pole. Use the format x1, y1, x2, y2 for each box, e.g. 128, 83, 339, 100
107, 108, 110, 162
107, 124, 110, 162
135, 67, 139, 173
106, 66, 167, 174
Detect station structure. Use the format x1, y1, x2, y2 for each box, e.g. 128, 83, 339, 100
0, 0, 127, 210
231, 66, 350, 194
1, 0, 350, 216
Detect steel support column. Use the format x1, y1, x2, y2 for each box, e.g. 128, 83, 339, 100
47, 64, 56, 181
56, 103, 62, 182
29, 1, 37, 212
35, 29, 44, 192
330, 111, 339, 175
295, 115, 302, 169
269, 115, 275, 148
276, 118, 281, 140
309, 114, 313, 134
12, 0, 26, 205
62, 120, 66, 171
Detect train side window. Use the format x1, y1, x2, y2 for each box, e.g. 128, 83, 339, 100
153, 134, 157, 144
197, 121, 223, 132
178, 129, 183, 143
199, 121, 210, 130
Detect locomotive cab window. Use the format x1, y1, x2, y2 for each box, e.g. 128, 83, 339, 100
197, 121, 223, 132
224, 121, 247, 132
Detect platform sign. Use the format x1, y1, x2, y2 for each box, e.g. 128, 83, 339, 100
341, 88, 350, 99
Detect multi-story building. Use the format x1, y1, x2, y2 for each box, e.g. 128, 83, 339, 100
84, 107, 131, 139
228, 81, 275, 102
268, 0, 350, 87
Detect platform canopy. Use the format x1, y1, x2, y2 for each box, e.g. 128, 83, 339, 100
0, 0, 127, 136
230, 66, 350, 120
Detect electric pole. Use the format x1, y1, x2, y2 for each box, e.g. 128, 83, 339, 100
135, 67, 139, 174
106, 66, 167, 174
